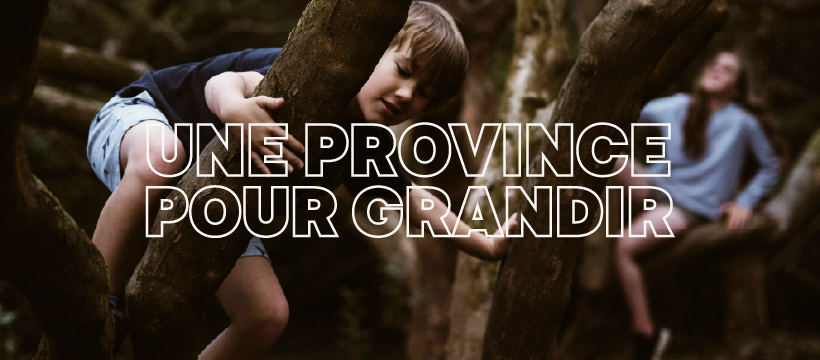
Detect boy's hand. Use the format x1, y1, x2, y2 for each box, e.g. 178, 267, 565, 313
206, 71, 305, 174
222, 97, 305, 174
489, 213, 519, 260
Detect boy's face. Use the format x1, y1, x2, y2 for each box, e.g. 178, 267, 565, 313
348, 39, 435, 126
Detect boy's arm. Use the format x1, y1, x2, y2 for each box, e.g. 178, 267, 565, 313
205, 71, 305, 173
406, 186, 518, 261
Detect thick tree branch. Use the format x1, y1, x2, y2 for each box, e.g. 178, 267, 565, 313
0, 1, 114, 359
125, 1, 411, 359
642, 214, 776, 284
482, 0, 713, 358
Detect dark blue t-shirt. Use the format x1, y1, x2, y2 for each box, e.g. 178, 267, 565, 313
118, 48, 279, 155
117, 48, 410, 198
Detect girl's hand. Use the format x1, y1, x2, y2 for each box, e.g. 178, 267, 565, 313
489, 213, 519, 260
720, 202, 751, 230
222, 97, 305, 174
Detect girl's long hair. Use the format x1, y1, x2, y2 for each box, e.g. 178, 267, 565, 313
682, 52, 788, 180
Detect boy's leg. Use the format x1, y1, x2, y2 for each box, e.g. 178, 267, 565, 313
200, 255, 289, 360
615, 206, 689, 334
93, 120, 186, 297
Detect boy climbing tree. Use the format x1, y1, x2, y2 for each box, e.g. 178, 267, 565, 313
87, 1, 518, 357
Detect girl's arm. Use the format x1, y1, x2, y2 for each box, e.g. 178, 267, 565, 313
406, 186, 518, 261
733, 118, 781, 210
722, 117, 781, 229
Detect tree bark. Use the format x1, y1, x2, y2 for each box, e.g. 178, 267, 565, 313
125, 1, 411, 359
0, 0, 114, 359
446, 0, 574, 358
482, 0, 713, 358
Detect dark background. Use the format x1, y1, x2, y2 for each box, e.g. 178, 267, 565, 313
3, 0, 820, 359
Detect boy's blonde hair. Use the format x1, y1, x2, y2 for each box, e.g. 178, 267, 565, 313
389, 1, 468, 108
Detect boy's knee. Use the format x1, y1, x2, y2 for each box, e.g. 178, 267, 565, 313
129, 137, 187, 186
257, 299, 289, 341
149, 137, 187, 177
236, 298, 289, 345
121, 121, 187, 184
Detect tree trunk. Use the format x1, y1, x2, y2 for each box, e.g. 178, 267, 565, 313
446, 0, 575, 358
125, 1, 411, 359
555, 4, 731, 356
482, 0, 713, 358
0, 0, 115, 359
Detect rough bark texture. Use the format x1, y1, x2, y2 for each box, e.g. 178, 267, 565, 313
0, 0, 114, 359
554, 2, 732, 357
446, 0, 574, 358
125, 1, 411, 359
481, 0, 713, 358
38, 38, 151, 91
24, 85, 105, 137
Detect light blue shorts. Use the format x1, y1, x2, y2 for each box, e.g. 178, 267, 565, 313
87, 91, 269, 260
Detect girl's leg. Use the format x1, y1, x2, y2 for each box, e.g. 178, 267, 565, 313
200, 256, 289, 360
93, 120, 186, 296
616, 206, 690, 334
612, 157, 651, 203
